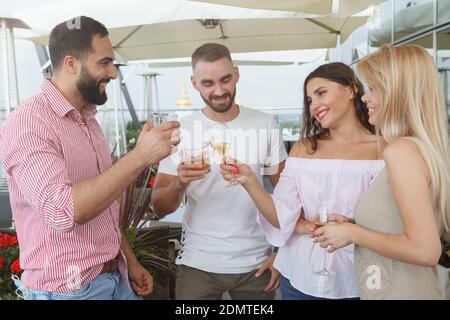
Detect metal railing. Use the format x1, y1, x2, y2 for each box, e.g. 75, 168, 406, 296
96, 106, 303, 151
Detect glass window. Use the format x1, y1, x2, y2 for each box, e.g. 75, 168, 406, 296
341, 35, 353, 65
263, 109, 301, 141
404, 33, 434, 55
437, 27, 450, 123
327, 47, 338, 62
368, 0, 393, 53
438, 0, 450, 22
394, 0, 433, 41
352, 24, 369, 62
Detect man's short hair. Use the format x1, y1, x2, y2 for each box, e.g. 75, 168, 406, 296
49, 16, 109, 71
191, 43, 233, 69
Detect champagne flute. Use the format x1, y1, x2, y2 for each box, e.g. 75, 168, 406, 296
314, 204, 331, 276
209, 122, 239, 187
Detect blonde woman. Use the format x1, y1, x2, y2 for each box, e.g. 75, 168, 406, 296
313, 45, 450, 299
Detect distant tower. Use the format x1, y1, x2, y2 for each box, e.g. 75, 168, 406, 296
176, 83, 192, 108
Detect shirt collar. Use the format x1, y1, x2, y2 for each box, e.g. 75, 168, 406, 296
41, 79, 98, 120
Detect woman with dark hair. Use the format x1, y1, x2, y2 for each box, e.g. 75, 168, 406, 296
220, 62, 385, 300
301, 62, 375, 152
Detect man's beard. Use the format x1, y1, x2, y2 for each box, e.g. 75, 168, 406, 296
76, 64, 110, 105
200, 87, 237, 113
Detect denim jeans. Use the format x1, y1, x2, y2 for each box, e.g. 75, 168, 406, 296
12, 271, 142, 300
280, 275, 359, 300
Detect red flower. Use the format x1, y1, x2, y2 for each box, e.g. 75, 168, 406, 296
10, 258, 22, 274
149, 176, 156, 188
6, 235, 17, 246
9, 236, 18, 246
0, 256, 4, 270
0, 233, 18, 247
0, 234, 7, 248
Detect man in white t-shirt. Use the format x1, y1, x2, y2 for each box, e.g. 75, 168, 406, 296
151, 43, 287, 300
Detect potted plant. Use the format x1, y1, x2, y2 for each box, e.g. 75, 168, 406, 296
119, 124, 182, 299
119, 165, 181, 300
0, 232, 22, 300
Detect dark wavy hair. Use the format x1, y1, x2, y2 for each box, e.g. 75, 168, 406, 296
49, 16, 108, 71
301, 62, 374, 153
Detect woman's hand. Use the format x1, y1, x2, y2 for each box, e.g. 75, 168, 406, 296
294, 217, 319, 235
295, 214, 354, 235
312, 222, 355, 253
220, 157, 257, 186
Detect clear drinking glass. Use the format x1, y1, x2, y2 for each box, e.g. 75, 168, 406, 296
209, 122, 239, 187
181, 142, 211, 173
150, 112, 178, 127
314, 204, 331, 276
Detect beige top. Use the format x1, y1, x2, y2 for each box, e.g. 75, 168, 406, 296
354, 169, 443, 300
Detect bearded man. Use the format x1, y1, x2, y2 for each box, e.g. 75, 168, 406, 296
151, 43, 287, 300
0, 16, 180, 300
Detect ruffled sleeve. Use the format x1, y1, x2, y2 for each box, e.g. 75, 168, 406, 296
256, 163, 302, 246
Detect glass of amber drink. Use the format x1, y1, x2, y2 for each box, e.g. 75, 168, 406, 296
181, 142, 211, 173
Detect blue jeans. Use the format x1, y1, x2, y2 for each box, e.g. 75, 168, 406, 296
12, 271, 142, 300
280, 275, 359, 300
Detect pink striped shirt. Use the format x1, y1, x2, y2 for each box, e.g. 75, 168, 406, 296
0, 79, 127, 293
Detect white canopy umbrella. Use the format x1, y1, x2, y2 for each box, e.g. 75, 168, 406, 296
13, 0, 310, 35
14, 0, 370, 61
109, 17, 367, 61
190, 0, 385, 17
147, 60, 295, 68
141, 48, 327, 67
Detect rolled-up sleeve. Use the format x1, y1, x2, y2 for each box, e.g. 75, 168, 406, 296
0, 111, 75, 233
257, 165, 302, 246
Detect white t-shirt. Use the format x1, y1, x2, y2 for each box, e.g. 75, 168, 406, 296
158, 106, 288, 273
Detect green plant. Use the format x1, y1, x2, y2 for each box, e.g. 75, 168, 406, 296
119, 166, 180, 300
439, 236, 450, 268
125, 121, 141, 151
0, 232, 22, 300
125, 226, 179, 300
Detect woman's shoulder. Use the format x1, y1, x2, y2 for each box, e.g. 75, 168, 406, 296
290, 137, 385, 160
382, 138, 422, 161
383, 138, 430, 181
288, 139, 313, 158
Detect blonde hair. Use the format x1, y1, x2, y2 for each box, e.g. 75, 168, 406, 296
357, 44, 450, 234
